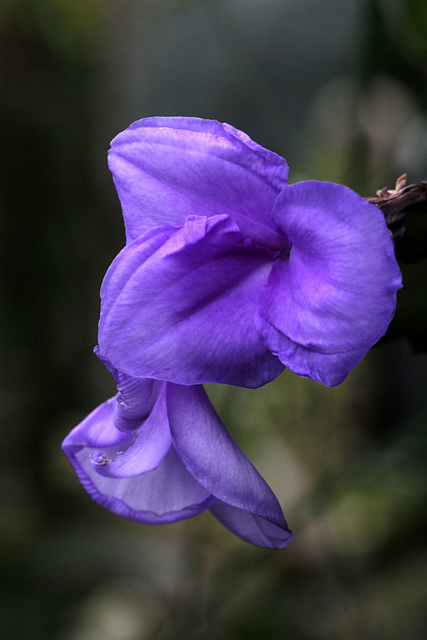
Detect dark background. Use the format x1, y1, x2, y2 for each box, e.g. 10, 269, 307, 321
0, 1, 426, 639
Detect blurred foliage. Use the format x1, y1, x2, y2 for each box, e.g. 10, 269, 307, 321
0, 1, 426, 639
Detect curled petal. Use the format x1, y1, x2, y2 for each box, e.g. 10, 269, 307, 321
167, 383, 292, 549
99, 214, 284, 388
63, 397, 130, 451
89, 384, 171, 478
62, 396, 213, 524
95, 347, 162, 432
108, 116, 288, 247
256, 181, 402, 385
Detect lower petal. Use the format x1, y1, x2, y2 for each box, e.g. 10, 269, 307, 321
167, 383, 292, 545
210, 500, 293, 549
62, 397, 213, 524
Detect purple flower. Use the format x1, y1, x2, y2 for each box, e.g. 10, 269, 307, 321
62, 350, 292, 549
99, 116, 402, 388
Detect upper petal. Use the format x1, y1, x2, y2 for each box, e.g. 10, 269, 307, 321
62, 394, 213, 524
256, 181, 402, 386
99, 214, 284, 388
108, 116, 288, 247
167, 383, 292, 549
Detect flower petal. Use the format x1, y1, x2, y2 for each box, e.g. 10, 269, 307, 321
167, 383, 292, 548
62, 395, 213, 524
89, 384, 172, 478
95, 347, 163, 432
210, 501, 293, 549
63, 397, 131, 451
256, 181, 402, 385
108, 116, 288, 247
99, 214, 284, 388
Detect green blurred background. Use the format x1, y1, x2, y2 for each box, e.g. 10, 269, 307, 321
0, 1, 426, 639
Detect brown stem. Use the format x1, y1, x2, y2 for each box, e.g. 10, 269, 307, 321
366, 175, 427, 262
